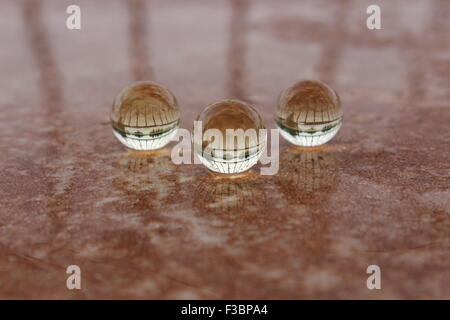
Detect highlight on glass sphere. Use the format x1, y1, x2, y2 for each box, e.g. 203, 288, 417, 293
193, 99, 266, 174
275, 80, 342, 147
111, 81, 180, 150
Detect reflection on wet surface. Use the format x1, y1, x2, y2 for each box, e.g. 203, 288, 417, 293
126, 0, 152, 81
276, 146, 339, 205
114, 148, 188, 209
194, 171, 267, 221
21, 0, 63, 110
227, 0, 248, 100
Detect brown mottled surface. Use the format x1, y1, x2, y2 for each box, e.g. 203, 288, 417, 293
0, 0, 449, 299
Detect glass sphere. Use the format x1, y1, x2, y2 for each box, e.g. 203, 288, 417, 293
111, 81, 180, 150
275, 80, 342, 147
193, 99, 266, 174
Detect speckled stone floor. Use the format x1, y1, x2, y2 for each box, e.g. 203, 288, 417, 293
0, 0, 449, 299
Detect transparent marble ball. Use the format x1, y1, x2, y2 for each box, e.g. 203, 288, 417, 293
111, 81, 180, 150
193, 99, 266, 174
275, 80, 342, 147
